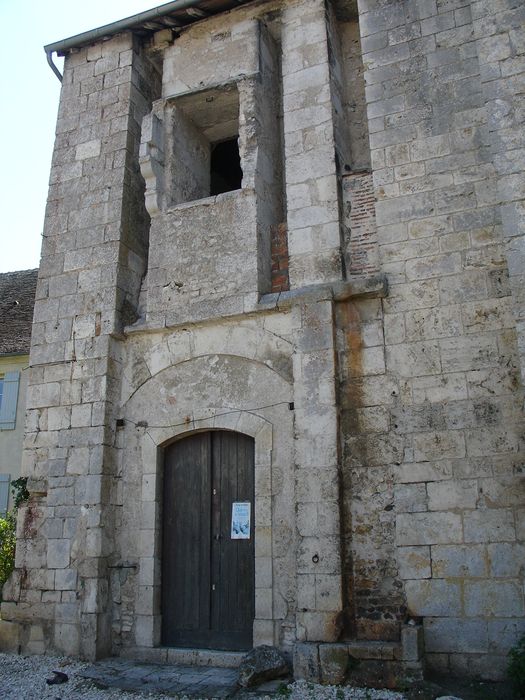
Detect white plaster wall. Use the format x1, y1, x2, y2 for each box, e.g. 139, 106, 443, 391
0, 355, 29, 512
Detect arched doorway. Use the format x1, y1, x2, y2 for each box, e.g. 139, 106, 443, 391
161, 430, 255, 650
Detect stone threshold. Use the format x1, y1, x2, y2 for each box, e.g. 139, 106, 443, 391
119, 646, 245, 668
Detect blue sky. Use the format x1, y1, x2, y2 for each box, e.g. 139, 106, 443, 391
0, 0, 165, 273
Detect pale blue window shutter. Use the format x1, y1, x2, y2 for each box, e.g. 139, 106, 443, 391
0, 474, 10, 516
0, 371, 20, 430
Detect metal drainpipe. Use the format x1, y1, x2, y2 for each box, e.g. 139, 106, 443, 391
44, 0, 212, 81
46, 50, 63, 82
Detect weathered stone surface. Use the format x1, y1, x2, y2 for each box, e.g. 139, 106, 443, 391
293, 643, 321, 683
0, 621, 20, 652
3, 0, 524, 684
319, 643, 349, 685
237, 645, 290, 687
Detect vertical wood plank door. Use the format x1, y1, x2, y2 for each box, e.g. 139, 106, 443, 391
161, 431, 255, 650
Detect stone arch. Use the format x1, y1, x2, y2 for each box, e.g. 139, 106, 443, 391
121, 320, 294, 405
119, 353, 294, 650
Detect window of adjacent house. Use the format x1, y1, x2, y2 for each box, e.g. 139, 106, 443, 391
170, 85, 242, 205
0, 474, 10, 516
0, 371, 20, 430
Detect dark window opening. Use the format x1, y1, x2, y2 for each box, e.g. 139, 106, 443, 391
210, 138, 242, 195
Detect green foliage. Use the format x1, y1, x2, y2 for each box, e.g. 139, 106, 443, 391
0, 512, 16, 600
0, 479, 27, 602
508, 634, 525, 697
10, 477, 29, 509
277, 683, 291, 698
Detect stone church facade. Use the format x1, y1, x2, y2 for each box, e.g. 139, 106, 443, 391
1, 0, 524, 682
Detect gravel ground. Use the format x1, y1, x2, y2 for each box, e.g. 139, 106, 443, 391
0, 653, 156, 700
0, 653, 407, 700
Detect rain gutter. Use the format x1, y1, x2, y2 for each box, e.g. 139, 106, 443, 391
44, 0, 206, 82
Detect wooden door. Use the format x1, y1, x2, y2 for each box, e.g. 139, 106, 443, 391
161, 431, 255, 650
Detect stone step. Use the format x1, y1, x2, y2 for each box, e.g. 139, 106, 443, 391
346, 640, 402, 661
119, 646, 245, 668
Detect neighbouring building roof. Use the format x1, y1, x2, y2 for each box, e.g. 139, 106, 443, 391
0, 269, 38, 355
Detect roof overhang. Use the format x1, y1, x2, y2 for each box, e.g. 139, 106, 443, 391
44, 0, 253, 79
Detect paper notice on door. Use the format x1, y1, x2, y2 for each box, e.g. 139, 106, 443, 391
231, 502, 251, 539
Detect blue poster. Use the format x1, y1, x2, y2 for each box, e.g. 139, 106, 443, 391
231, 502, 251, 539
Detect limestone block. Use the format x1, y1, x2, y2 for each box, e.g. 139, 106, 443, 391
487, 542, 525, 577
53, 623, 80, 655
293, 642, 320, 682
254, 528, 272, 560
464, 581, 524, 617
424, 618, 488, 654
405, 252, 463, 282
449, 652, 507, 682
82, 578, 101, 614
42, 592, 60, 603
405, 579, 462, 617
466, 426, 521, 457
297, 574, 316, 610
255, 588, 272, 619
54, 602, 78, 623
27, 568, 55, 590
396, 512, 462, 546
297, 611, 342, 643
47, 407, 71, 431
75, 139, 101, 160
47, 539, 72, 569
397, 546, 431, 579
488, 619, 525, 654
387, 341, 441, 378
27, 383, 61, 409
319, 644, 349, 685
412, 430, 466, 461
440, 335, 499, 372
297, 537, 341, 575
466, 366, 520, 399
431, 545, 487, 578
401, 624, 424, 662
85, 528, 103, 558
405, 306, 463, 342
55, 569, 77, 591
427, 480, 478, 511
463, 509, 516, 542
253, 619, 275, 647
394, 484, 428, 513
163, 18, 259, 96
74, 475, 103, 505
255, 556, 272, 590
315, 574, 344, 613
293, 428, 338, 470
0, 621, 20, 652
135, 614, 155, 647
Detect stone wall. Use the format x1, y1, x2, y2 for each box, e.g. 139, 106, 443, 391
1, 33, 162, 659
356, 0, 525, 677
1, 0, 523, 682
